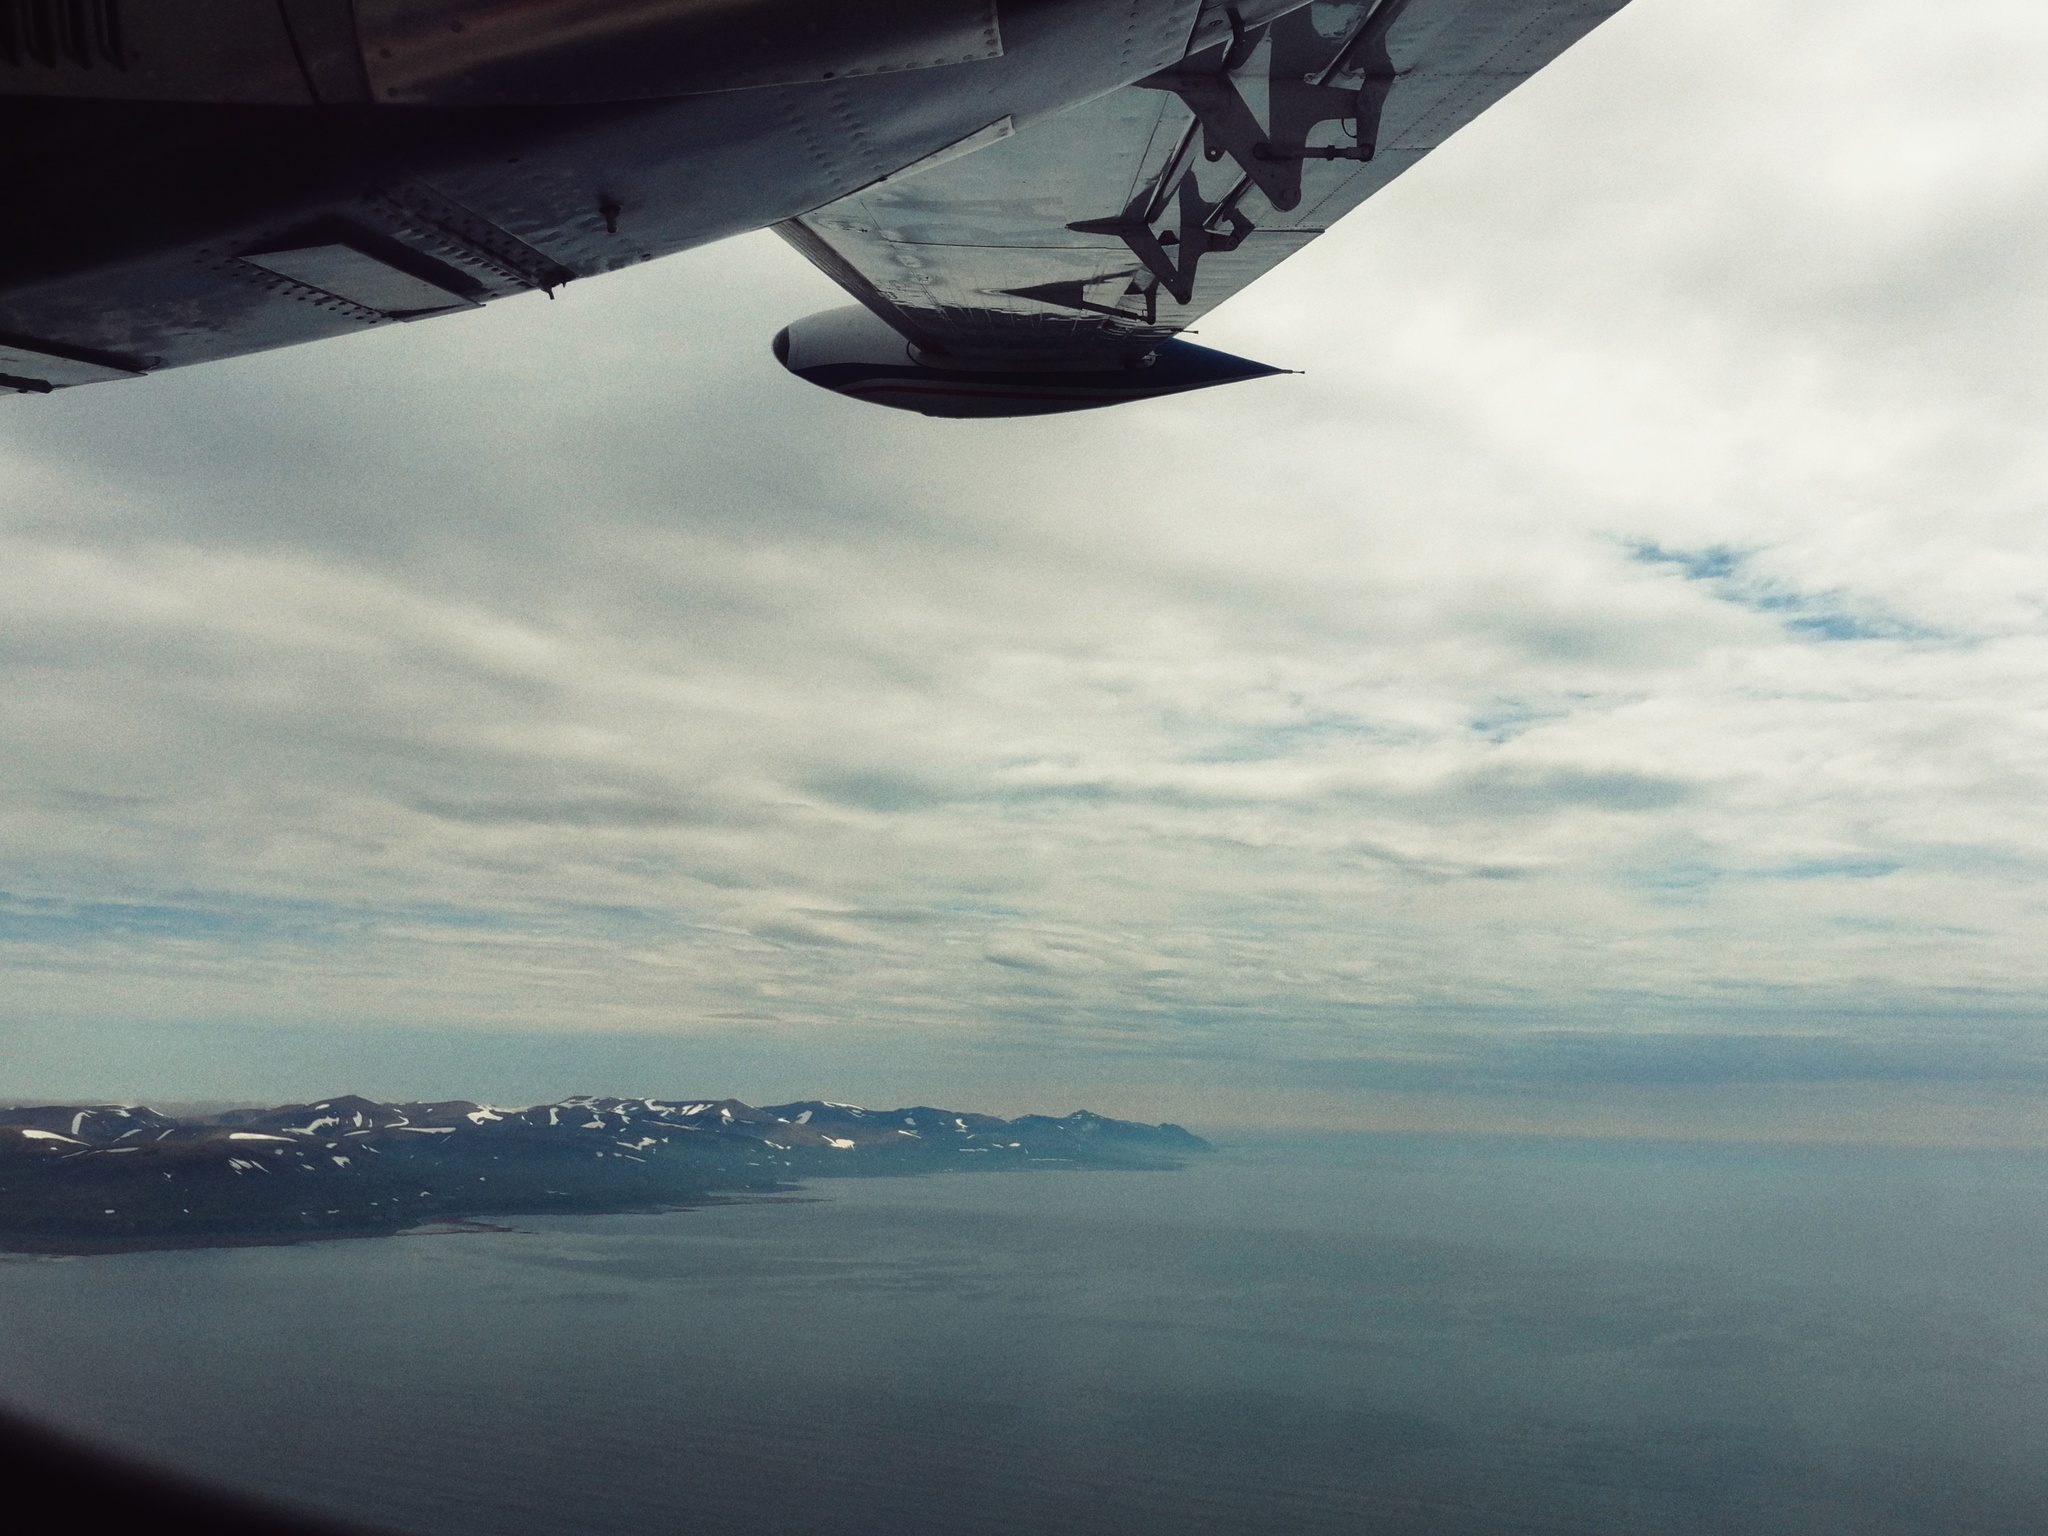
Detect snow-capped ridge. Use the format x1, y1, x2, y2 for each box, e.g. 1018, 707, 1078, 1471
1, 1092, 1210, 1248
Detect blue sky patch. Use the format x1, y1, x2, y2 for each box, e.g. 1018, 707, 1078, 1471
1628, 541, 1941, 643
1759, 858, 1902, 881
1190, 714, 1412, 763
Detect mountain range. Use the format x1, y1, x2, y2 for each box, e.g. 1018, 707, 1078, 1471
0, 1095, 1209, 1249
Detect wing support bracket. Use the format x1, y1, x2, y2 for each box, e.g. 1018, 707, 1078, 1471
1052, 2, 1402, 317
1067, 175, 1252, 306
1132, 65, 1365, 213
1133, 0, 1400, 216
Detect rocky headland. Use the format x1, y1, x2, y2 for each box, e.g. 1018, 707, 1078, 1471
0, 1095, 1210, 1252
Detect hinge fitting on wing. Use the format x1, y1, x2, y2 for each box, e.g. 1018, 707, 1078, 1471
1134, 0, 1401, 215
1131, 63, 1368, 215
1060, 3, 1400, 315
1068, 177, 1252, 307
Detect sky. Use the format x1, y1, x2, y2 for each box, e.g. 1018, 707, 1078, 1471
5, 0, 2048, 1140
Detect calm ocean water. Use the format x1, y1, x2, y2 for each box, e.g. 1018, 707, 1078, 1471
3, 1131, 2047, 1535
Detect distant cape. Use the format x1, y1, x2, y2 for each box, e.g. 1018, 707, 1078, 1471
0, 1095, 1210, 1252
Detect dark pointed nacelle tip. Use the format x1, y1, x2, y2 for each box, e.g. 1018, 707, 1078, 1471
772, 306, 1288, 418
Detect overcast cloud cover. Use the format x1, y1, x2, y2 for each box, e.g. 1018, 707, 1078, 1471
5, 0, 2048, 1136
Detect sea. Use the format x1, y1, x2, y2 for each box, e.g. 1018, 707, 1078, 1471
3, 1131, 2047, 1536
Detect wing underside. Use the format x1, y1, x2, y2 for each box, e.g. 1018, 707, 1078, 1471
777, 0, 1628, 367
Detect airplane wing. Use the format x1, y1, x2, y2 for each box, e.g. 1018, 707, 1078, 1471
2, 0, 1630, 418
773, 0, 1628, 413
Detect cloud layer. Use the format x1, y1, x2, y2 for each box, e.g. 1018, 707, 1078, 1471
5, 0, 2048, 1126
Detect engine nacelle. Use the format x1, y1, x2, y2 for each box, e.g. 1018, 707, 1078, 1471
772, 306, 1286, 419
